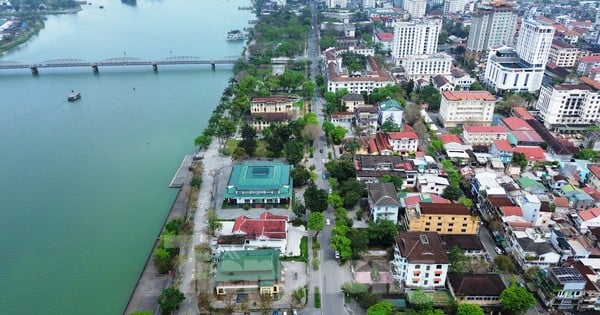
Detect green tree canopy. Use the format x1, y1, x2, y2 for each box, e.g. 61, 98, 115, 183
367, 300, 393, 315
194, 134, 212, 149
284, 139, 305, 165
331, 234, 352, 260
304, 183, 329, 212
500, 285, 536, 314
442, 185, 463, 201
380, 174, 403, 190
575, 148, 600, 161
158, 287, 185, 314
448, 246, 468, 273
457, 303, 484, 315
291, 165, 311, 187
494, 255, 516, 274
308, 211, 325, 236
368, 219, 398, 247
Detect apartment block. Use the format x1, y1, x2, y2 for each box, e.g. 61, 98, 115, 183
439, 90, 496, 128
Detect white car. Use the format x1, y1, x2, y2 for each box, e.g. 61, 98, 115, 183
335, 251, 340, 259
494, 247, 503, 255
325, 219, 331, 225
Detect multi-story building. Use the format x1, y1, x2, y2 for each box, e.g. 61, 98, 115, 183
355, 106, 379, 135
415, 175, 449, 195
403, 0, 426, 18
326, 0, 347, 9
387, 129, 419, 154
391, 232, 450, 290
466, 0, 518, 55
462, 125, 508, 146
391, 18, 442, 65
444, 0, 473, 15
403, 53, 453, 81
325, 48, 395, 94
341, 93, 366, 112
511, 233, 560, 269
538, 267, 586, 311
403, 202, 479, 234
536, 81, 600, 133
367, 182, 402, 224
223, 161, 293, 206
588, 165, 600, 191
548, 40, 579, 68
577, 55, 600, 76
516, 19, 555, 68
250, 97, 292, 114
439, 91, 496, 128
490, 139, 513, 163
378, 99, 404, 128
355, 155, 418, 188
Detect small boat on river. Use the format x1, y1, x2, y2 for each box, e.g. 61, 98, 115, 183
68, 91, 81, 101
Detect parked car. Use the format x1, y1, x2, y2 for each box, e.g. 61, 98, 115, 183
494, 247, 503, 255
335, 251, 340, 259
326, 219, 331, 225
319, 149, 323, 153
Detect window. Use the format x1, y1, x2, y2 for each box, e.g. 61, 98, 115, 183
436, 265, 442, 269
415, 265, 421, 269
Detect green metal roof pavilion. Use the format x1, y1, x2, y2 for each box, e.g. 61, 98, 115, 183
215, 249, 281, 282
223, 161, 293, 203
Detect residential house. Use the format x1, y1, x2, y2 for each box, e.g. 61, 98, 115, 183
399, 193, 451, 214
212, 212, 288, 256
416, 174, 449, 195
510, 230, 561, 269
378, 99, 404, 128
355, 155, 418, 188
331, 112, 355, 130
490, 139, 514, 163
374, 32, 394, 52
565, 260, 600, 312
514, 194, 544, 225
403, 202, 479, 235
448, 274, 506, 307
367, 182, 402, 224
387, 127, 419, 154
223, 161, 293, 206
432, 74, 454, 92
550, 175, 570, 194
471, 171, 507, 201
574, 208, 600, 233
588, 164, 600, 191
538, 267, 586, 311
513, 146, 547, 165
550, 228, 591, 262
391, 232, 450, 290
215, 249, 281, 296
501, 117, 544, 146
449, 67, 476, 89
562, 185, 596, 210
341, 93, 366, 112
462, 126, 508, 146
577, 55, 600, 76
440, 234, 485, 256
355, 106, 379, 135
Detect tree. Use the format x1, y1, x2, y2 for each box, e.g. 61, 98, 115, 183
290, 287, 306, 308
304, 184, 329, 212
158, 287, 185, 314
469, 82, 484, 91
194, 134, 212, 149
293, 202, 306, 217
457, 303, 484, 315
291, 165, 311, 187
258, 293, 275, 314
403, 104, 422, 125
331, 234, 353, 260
494, 255, 516, 274
368, 219, 398, 247
129, 311, 153, 315
367, 300, 393, 315
284, 139, 305, 165
153, 247, 172, 274
238, 125, 257, 156
232, 146, 248, 161
206, 208, 222, 236
347, 228, 369, 258
381, 119, 401, 132
217, 117, 236, 144
380, 174, 403, 190
345, 138, 361, 155
512, 152, 528, 170
308, 211, 325, 236
575, 148, 600, 161
448, 246, 468, 273
331, 125, 348, 144
500, 285, 536, 314
328, 193, 344, 209
442, 185, 463, 201
326, 158, 357, 182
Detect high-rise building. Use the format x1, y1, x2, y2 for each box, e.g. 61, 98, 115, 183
466, 1, 518, 54
391, 18, 441, 65
444, 0, 473, 15
515, 19, 555, 68
403, 0, 427, 18
326, 0, 348, 9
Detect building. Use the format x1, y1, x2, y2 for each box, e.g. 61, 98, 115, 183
574, 208, 600, 233
391, 232, 450, 290
215, 249, 281, 296
387, 129, 419, 154
538, 267, 586, 310
439, 90, 496, 128
403, 0, 426, 18
444, 0, 473, 14
432, 75, 454, 92
325, 47, 395, 94
250, 97, 293, 114
223, 161, 293, 206
449, 68, 477, 89
490, 139, 514, 163
326, 0, 347, 9
516, 19, 555, 69
355, 155, 418, 188
440, 234, 485, 256
536, 81, 600, 133
341, 93, 366, 112
212, 212, 289, 255
588, 165, 600, 191
548, 40, 579, 68
331, 111, 355, 130
391, 18, 442, 65
462, 125, 508, 146
448, 274, 506, 307
577, 55, 600, 76
367, 182, 402, 224
403, 202, 479, 234
378, 99, 404, 128
374, 32, 394, 52
402, 53, 453, 81
582, 130, 600, 151
483, 46, 544, 93
415, 175, 449, 195
466, 0, 518, 54
355, 105, 379, 135
510, 232, 560, 269
501, 117, 544, 146
249, 113, 289, 132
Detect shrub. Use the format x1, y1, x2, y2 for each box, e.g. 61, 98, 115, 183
314, 287, 321, 308
243, 204, 251, 210
190, 176, 202, 189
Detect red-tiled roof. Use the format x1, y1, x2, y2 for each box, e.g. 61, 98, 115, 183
580, 55, 600, 63
514, 146, 546, 162
388, 131, 418, 140
419, 203, 470, 215
492, 139, 513, 152
232, 212, 288, 239
439, 134, 463, 144
589, 164, 600, 179
511, 130, 543, 143
464, 126, 507, 133
502, 206, 523, 216
403, 194, 451, 207
578, 208, 600, 222
331, 111, 354, 118
512, 107, 534, 120
502, 117, 531, 131
375, 132, 393, 151
554, 197, 569, 208
442, 90, 496, 101
581, 187, 600, 201
375, 32, 394, 42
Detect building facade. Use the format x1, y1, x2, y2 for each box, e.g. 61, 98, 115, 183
439, 90, 496, 128
403, 202, 479, 234
462, 125, 508, 146
215, 249, 281, 296
403, 0, 426, 18
391, 18, 442, 65
403, 53, 453, 81
466, 1, 518, 53
548, 40, 579, 68
223, 162, 293, 205
367, 182, 402, 224
536, 82, 600, 132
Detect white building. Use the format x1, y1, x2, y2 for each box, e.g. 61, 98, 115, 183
387, 130, 419, 154
516, 19, 555, 69
403, 53, 453, 81
326, 0, 348, 9
444, 0, 473, 14
403, 0, 426, 18
439, 90, 496, 128
514, 194, 545, 225
536, 80, 600, 132
378, 99, 404, 127
391, 18, 442, 66
325, 47, 395, 94
367, 182, 402, 224
462, 125, 508, 146
511, 232, 561, 269
548, 40, 579, 68
416, 174, 449, 195
466, 0, 518, 53
392, 232, 450, 290
574, 208, 600, 233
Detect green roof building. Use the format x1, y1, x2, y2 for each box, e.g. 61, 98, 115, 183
215, 249, 281, 296
223, 161, 293, 205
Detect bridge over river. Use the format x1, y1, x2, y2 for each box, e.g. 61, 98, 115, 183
0, 56, 239, 75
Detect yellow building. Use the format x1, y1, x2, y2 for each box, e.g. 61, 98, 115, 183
403, 202, 479, 234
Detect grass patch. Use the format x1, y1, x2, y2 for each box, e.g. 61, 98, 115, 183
254, 140, 269, 157
280, 236, 308, 262
314, 287, 321, 308
221, 139, 239, 155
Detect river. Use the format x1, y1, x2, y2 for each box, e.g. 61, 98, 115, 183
0, 1, 253, 314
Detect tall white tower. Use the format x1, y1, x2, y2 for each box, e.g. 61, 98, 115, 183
466, 0, 518, 53
403, 0, 427, 18
391, 18, 442, 65
516, 19, 555, 67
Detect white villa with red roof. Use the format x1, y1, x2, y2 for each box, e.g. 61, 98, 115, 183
212, 212, 289, 256
574, 208, 600, 233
